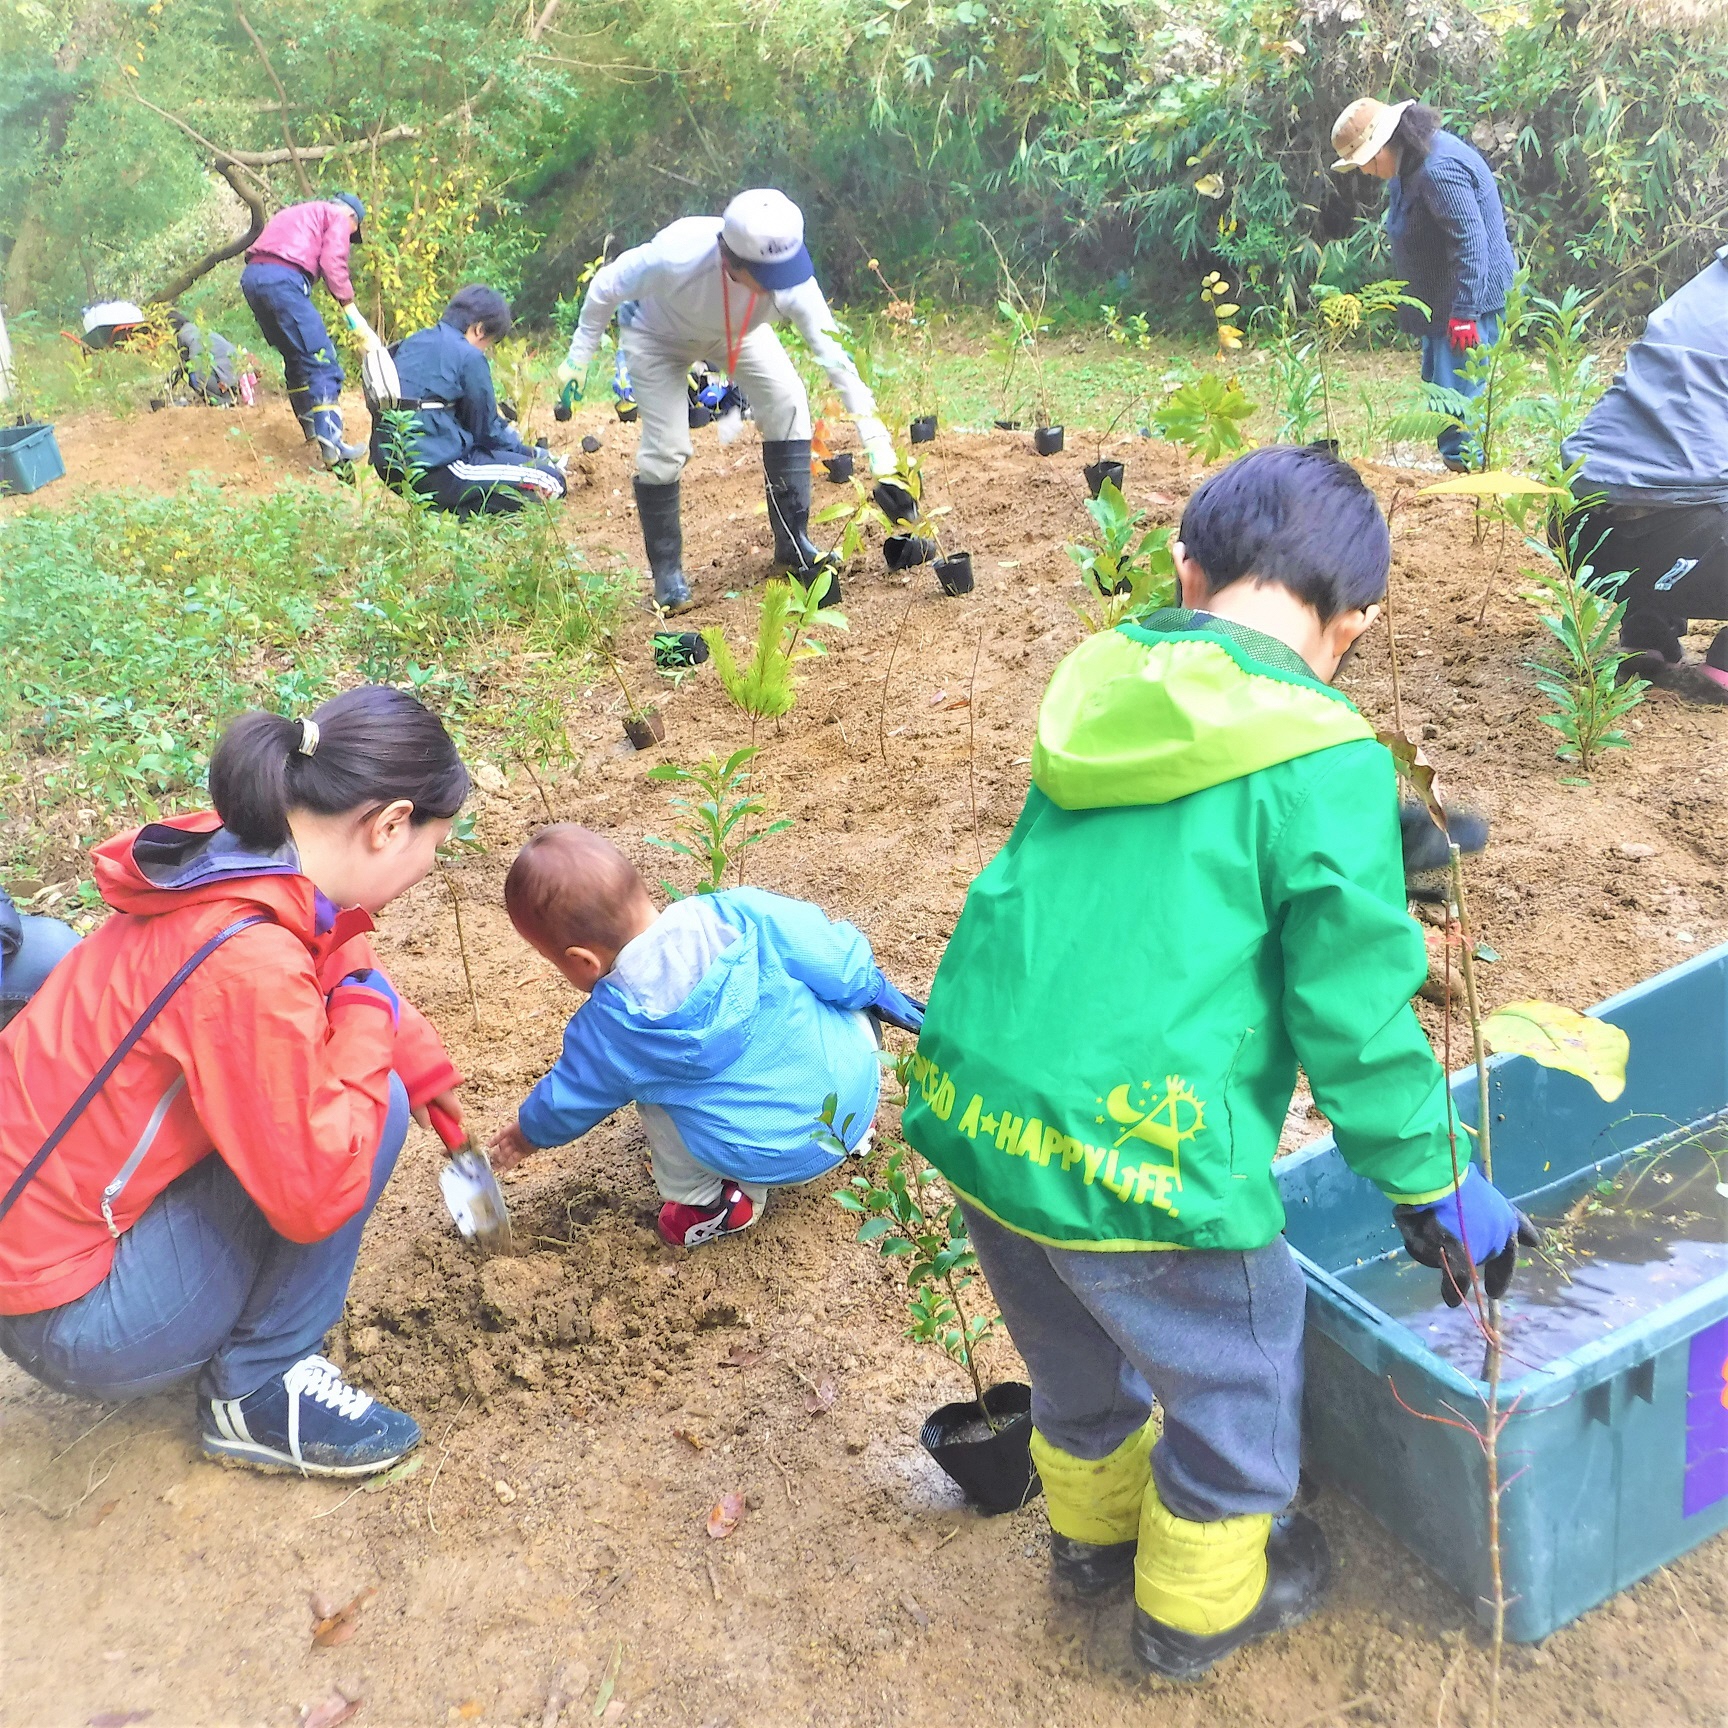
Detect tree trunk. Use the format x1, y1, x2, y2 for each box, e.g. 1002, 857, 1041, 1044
150, 162, 270, 305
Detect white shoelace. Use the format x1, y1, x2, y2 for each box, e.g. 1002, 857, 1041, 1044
281, 1355, 375, 1462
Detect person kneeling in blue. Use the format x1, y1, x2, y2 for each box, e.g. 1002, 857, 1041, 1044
488, 825, 924, 1248
371, 285, 567, 519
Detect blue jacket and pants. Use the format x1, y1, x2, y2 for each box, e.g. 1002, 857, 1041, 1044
518, 890, 886, 1200
240, 262, 344, 433
369, 318, 567, 518
1385, 129, 1516, 466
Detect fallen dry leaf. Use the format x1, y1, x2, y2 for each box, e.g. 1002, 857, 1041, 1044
457, 1703, 484, 1720
672, 1425, 707, 1451
310, 1587, 376, 1650
88, 1714, 151, 1727
301, 1692, 360, 1728
91, 1498, 121, 1527
802, 1378, 838, 1415
706, 1490, 745, 1539
721, 1345, 763, 1369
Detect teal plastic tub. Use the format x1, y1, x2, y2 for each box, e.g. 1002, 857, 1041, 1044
1278, 942, 1728, 1642
0, 422, 65, 495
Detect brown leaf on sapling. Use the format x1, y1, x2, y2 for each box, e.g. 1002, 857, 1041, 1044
706, 1490, 745, 1539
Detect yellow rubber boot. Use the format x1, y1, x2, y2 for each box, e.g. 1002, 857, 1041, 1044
1030, 1419, 1154, 1598
1131, 1478, 1332, 1681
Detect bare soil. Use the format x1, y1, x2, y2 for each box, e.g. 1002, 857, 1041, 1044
4, 392, 1727, 1728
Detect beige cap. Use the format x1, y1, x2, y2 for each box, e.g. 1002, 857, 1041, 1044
1331, 97, 1414, 171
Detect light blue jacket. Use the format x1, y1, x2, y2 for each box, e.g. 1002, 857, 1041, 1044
517, 889, 884, 1185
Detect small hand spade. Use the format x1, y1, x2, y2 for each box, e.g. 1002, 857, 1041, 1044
431, 1104, 515, 1256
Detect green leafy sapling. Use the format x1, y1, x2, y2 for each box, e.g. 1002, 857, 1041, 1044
1152, 373, 1256, 464
1522, 516, 1648, 776
645, 746, 790, 895
1067, 480, 1177, 632
703, 576, 848, 732
822, 1077, 1000, 1422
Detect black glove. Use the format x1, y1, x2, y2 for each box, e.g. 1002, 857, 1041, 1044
1393, 1168, 1542, 1307
872, 478, 919, 526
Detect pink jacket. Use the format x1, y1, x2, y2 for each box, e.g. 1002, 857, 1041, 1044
247, 200, 356, 303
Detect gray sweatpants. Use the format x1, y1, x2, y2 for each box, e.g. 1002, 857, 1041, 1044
962, 1204, 1306, 1523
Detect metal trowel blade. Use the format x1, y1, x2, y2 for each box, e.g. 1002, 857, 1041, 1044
439, 1148, 515, 1256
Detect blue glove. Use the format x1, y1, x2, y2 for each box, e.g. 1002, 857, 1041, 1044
870, 974, 925, 1033
331, 967, 400, 1026
612, 350, 635, 406
1393, 1165, 1540, 1307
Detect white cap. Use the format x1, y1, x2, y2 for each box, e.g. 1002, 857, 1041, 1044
720, 189, 814, 291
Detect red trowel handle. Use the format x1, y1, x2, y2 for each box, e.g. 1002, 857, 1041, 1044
427, 1102, 469, 1154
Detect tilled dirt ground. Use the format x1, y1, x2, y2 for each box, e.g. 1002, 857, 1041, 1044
3, 390, 1727, 1728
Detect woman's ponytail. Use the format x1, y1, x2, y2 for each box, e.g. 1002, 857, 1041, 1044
210, 686, 469, 849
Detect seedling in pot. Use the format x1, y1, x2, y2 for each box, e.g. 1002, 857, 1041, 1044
652, 630, 709, 671
982, 224, 1054, 438
935, 552, 974, 596
909, 414, 938, 444
823, 1075, 1038, 1514
1067, 479, 1176, 633
822, 452, 854, 483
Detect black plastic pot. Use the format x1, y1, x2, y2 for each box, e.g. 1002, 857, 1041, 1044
884, 533, 937, 572
1308, 437, 1342, 456
823, 452, 855, 484
920, 1382, 1041, 1516
1034, 426, 1065, 456
149, 397, 166, 413
653, 632, 709, 670
688, 403, 713, 429
617, 402, 640, 424
994, 418, 1023, 431
580, 433, 602, 455
553, 402, 572, 423
935, 551, 974, 596
909, 414, 938, 444
623, 709, 666, 750
873, 479, 919, 526
794, 558, 842, 607
1084, 458, 1125, 498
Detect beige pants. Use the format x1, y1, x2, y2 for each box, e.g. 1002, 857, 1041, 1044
622, 322, 812, 487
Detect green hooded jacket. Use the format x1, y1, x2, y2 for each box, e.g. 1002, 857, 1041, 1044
901, 610, 1460, 1252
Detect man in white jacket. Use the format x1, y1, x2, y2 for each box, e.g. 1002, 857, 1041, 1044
557, 188, 896, 612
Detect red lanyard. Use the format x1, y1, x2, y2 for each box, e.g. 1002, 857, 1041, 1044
720, 259, 758, 376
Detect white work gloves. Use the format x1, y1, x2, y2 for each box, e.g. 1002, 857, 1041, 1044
342, 303, 380, 349
857, 417, 897, 476
555, 358, 580, 388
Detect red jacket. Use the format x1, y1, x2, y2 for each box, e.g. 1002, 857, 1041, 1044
0, 814, 459, 1315
246, 200, 357, 303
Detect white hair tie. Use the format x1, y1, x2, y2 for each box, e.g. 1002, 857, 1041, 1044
296, 718, 320, 758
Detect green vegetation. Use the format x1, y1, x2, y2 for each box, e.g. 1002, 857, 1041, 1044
0, 483, 622, 899
1067, 480, 1176, 633
645, 747, 790, 895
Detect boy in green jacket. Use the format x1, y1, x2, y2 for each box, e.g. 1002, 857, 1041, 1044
902, 446, 1532, 1680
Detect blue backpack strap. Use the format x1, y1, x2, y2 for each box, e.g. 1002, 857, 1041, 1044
0, 912, 274, 1229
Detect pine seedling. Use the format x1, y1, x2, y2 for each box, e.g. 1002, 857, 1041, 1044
703, 576, 847, 730
645, 746, 789, 894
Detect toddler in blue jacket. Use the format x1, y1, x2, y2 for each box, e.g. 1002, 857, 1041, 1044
488, 825, 924, 1246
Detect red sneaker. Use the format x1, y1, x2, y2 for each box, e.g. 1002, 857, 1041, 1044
657, 1183, 758, 1248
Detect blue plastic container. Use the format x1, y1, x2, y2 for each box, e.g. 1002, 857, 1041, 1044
1279, 942, 1728, 1642
0, 422, 65, 495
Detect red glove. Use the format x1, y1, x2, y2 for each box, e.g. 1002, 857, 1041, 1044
1447, 318, 1480, 352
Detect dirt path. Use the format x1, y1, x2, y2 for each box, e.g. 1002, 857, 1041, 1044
3, 396, 1726, 1728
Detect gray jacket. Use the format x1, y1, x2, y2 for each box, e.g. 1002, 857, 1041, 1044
1564, 249, 1728, 506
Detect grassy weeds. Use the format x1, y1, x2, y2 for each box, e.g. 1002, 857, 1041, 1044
1, 480, 624, 905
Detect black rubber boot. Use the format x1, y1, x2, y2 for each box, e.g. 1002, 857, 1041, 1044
633, 477, 694, 614
762, 439, 824, 572
1621, 606, 1686, 665
1050, 1534, 1138, 1601
1131, 1513, 1333, 1683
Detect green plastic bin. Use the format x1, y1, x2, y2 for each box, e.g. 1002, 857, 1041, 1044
0, 422, 65, 495
1278, 942, 1728, 1642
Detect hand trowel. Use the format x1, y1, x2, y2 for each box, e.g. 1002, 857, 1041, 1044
430, 1103, 515, 1256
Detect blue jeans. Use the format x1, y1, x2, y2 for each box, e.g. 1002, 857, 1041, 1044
962, 1204, 1307, 1522
240, 261, 344, 421
0, 914, 80, 1031
0, 1078, 407, 1402
1421, 311, 1502, 467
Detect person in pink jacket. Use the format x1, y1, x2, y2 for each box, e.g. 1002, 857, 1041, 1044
241, 193, 380, 471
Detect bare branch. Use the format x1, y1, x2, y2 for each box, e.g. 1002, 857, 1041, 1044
233, 3, 312, 197
150, 159, 269, 304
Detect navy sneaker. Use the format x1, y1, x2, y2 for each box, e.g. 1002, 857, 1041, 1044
200, 1354, 421, 1477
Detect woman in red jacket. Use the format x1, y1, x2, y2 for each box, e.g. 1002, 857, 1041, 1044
0, 686, 467, 1478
